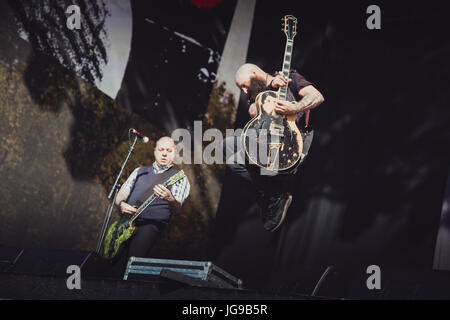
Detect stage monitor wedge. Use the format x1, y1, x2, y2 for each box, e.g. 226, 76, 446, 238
124, 257, 243, 289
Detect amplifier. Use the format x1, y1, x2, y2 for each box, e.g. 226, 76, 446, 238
124, 257, 243, 289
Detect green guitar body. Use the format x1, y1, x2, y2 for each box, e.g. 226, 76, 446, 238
103, 216, 136, 260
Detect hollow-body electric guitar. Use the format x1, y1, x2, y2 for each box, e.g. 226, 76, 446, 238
241, 15, 301, 171
103, 170, 186, 260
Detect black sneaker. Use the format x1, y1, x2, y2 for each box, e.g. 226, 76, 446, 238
260, 192, 292, 232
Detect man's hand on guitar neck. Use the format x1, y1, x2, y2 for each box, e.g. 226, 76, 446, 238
267, 71, 291, 89
153, 184, 175, 202
275, 83, 325, 115
269, 71, 303, 115
119, 201, 138, 215
154, 184, 182, 214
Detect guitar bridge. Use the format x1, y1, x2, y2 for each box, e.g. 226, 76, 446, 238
269, 123, 284, 137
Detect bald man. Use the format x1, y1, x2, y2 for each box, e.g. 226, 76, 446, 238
114, 136, 190, 264
225, 63, 324, 232
235, 63, 324, 118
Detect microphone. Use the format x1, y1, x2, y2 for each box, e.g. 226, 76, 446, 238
131, 128, 149, 143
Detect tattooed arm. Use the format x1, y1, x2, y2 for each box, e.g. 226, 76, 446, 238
275, 85, 325, 115
296, 85, 324, 112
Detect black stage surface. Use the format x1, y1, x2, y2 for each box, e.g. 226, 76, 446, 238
2, 247, 450, 300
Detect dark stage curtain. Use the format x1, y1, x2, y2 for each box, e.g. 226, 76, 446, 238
210, 1, 450, 293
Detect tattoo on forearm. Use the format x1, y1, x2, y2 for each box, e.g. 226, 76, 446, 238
297, 94, 316, 112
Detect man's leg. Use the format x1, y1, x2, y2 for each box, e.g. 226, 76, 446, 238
127, 221, 163, 259
223, 134, 251, 181
115, 220, 164, 275
222, 133, 296, 232
248, 130, 314, 231
247, 165, 295, 232
109, 220, 163, 277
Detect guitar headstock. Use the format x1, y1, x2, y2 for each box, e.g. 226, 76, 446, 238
166, 170, 186, 186
282, 15, 298, 41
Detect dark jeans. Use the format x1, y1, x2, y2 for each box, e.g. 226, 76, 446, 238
127, 219, 165, 258
224, 127, 315, 207
112, 219, 165, 275
223, 135, 300, 208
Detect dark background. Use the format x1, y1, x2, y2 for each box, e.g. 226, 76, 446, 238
116, 0, 237, 132
1, 0, 449, 297
210, 0, 450, 294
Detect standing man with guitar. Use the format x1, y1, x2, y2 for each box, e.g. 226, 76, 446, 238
112, 136, 190, 265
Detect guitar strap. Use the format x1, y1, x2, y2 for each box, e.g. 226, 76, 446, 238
305, 109, 311, 128
134, 166, 179, 206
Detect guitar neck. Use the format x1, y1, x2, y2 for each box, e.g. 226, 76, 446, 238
278, 39, 294, 101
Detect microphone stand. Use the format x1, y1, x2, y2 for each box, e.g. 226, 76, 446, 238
95, 135, 138, 254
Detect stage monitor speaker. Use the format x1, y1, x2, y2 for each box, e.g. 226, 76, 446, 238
3, 247, 119, 279
159, 268, 237, 289
311, 265, 337, 297
10, 248, 92, 277
124, 256, 243, 289
309, 265, 391, 299
0, 246, 24, 272
309, 265, 450, 299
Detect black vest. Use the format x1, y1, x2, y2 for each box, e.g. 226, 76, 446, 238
126, 166, 178, 224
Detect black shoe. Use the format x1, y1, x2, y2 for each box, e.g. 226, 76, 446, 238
260, 192, 292, 232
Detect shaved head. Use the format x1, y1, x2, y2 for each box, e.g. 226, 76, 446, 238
235, 63, 263, 86
156, 136, 175, 148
